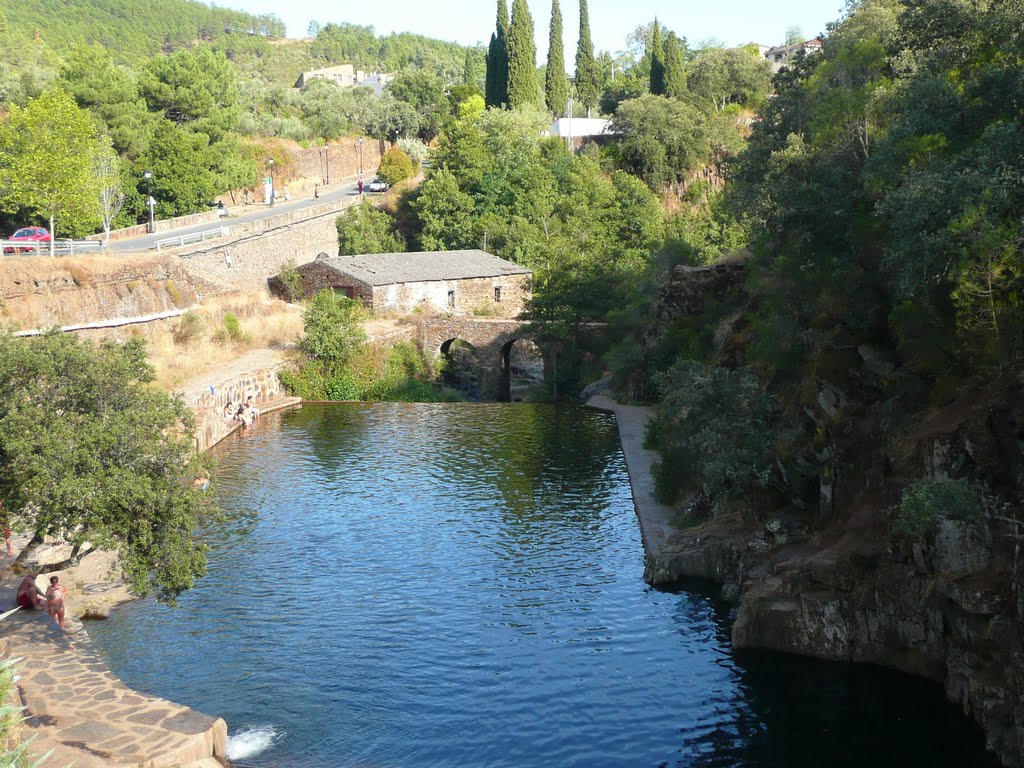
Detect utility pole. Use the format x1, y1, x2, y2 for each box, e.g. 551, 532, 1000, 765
358, 137, 364, 176
324, 143, 330, 185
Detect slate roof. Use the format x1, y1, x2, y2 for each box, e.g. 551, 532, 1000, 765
314, 250, 531, 286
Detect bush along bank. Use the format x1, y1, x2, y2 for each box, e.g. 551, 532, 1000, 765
279, 290, 462, 403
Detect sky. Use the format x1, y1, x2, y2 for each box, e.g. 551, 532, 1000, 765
225, 0, 846, 63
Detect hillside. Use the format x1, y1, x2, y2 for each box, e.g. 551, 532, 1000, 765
0, 0, 283, 62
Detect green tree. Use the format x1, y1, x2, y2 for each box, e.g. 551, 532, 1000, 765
137, 120, 219, 218
414, 169, 478, 250
506, 0, 539, 110
485, 0, 510, 107
649, 19, 666, 95
687, 46, 772, 112
545, 0, 568, 116
610, 94, 710, 192
141, 46, 240, 141
336, 199, 406, 255
297, 290, 367, 377
663, 31, 687, 98
388, 70, 448, 139
0, 332, 213, 602
60, 44, 153, 158
0, 88, 103, 245
377, 147, 415, 185
574, 0, 601, 115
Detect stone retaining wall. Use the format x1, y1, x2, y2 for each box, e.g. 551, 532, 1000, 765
173, 198, 356, 291
192, 361, 295, 452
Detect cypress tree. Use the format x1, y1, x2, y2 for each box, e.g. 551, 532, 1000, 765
663, 31, 687, 98
485, 0, 510, 107
506, 0, 538, 109
545, 0, 568, 115
574, 0, 600, 116
649, 19, 666, 95
486, 32, 498, 105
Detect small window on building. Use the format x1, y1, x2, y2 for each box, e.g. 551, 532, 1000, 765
494, 286, 502, 302
447, 290, 456, 308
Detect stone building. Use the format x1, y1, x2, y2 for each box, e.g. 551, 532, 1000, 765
276, 250, 532, 318
294, 64, 365, 88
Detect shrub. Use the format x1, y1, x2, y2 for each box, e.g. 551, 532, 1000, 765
895, 476, 995, 538
377, 147, 415, 186
214, 312, 250, 344
647, 360, 777, 504
277, 259, 305, 303
172, 311, 205, 345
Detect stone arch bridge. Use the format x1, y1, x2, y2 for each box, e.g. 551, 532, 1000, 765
416, 317, 544, 401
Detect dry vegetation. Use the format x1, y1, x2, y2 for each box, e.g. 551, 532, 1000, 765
148, 293, 304, 390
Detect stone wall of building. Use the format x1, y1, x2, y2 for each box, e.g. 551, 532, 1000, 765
269, 259, 374, 303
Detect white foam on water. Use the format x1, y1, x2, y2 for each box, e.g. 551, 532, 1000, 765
226, 725, 281, 761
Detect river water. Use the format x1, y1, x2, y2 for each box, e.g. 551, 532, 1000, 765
87, 404, 997, 767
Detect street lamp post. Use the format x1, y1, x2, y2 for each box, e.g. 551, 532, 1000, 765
144, 170, 154, 234
324, 144, 330, 185
358, 137, 364, 176
268, 158, 275, 205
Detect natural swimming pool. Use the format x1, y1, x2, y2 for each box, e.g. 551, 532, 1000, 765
87, 403, 997, 767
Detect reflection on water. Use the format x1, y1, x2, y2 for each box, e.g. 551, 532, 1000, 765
87, 404, 997, 768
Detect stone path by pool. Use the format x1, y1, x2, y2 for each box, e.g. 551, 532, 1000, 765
586, 394, 677, 560
0, 578, 226, 768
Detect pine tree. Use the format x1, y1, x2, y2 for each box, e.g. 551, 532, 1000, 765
649, 19, 666, 95
663, 31, 687, 98
574, 0, 601, 116
545, 0, 568, 115
506, 0, 538, 109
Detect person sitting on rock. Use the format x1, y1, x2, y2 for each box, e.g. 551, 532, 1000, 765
223, 402, 235, 420
15, 574, 47, 611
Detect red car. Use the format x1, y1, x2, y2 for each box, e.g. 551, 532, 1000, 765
4, 227, 52, 253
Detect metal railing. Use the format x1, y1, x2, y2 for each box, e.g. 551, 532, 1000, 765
1, 239, 108, 256
153, 226, 230, 252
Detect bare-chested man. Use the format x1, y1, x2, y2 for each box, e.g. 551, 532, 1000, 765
45, 575, 68, 630
15, 574, 47, 611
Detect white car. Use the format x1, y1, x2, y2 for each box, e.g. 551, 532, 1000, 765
368, 177, 389, 193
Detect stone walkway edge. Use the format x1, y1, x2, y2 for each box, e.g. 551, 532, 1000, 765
585, 395, 676, 561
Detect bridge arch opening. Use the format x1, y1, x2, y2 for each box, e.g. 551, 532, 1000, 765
439, 337, 480, 401
500, 338, 545, 402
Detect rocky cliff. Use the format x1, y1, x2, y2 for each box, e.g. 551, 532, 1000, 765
642, 260, 1024, 766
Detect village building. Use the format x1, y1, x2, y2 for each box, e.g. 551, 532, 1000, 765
764, 38, 824, 72
294, 65, 393, 91
274, 250, 532, 318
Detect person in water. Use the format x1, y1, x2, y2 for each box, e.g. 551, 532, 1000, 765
45, 575, 68, 630
15, 574, 47, 611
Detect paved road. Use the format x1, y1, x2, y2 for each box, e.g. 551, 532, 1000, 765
110, 176, 372, 253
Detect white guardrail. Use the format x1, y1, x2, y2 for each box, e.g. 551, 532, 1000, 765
153, 226, 229, 253
1, 239, 108, 256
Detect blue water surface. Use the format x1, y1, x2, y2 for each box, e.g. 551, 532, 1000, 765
87, 404, 997, 768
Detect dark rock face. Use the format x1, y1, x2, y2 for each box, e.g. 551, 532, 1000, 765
642, 256, 1024, 766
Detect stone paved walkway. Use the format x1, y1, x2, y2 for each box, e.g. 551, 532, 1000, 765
0, 580, 226, 767
586, 395, 677, 559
